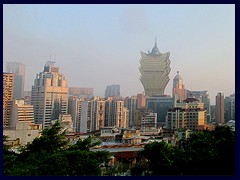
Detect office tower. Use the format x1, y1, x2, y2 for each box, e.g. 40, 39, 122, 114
215, 92, 224, 125
187, 90, 211, 122
224, 93, 235, 122
125, 96, 138, 127
172, 71, 187, 101
31, 61, 69, 129
166, 97, 207, 130
146, 95, 173, 126
10, 99, 34, 129
3, 73, 14, 128
137, 93, 146, 109
139, 40, 171, 96
68, 96, 83, 132
6, 62, 25, 99
105, 84, 121, 98
69, 87, 93, 98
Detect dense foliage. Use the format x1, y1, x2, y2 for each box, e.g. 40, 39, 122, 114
135, 126, 235, 175
3, 124, 235, 176
3, 121, 110, 176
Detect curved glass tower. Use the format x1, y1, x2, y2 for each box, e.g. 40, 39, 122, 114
139, 41, 171, 96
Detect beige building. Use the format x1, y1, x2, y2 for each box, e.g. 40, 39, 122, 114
166, 98, 207, 130
139, 40, 171, 96
3, 121, 42, 145
31, 61, 69, 129
3, 72, 14, 128
10, 99, 34, 129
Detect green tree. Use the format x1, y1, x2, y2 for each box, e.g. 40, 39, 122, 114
141, 141, 175, 175
4, 121, 111, 176
140, 126, 235, 176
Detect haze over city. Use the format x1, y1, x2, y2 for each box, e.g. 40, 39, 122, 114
3, 4, 235, 104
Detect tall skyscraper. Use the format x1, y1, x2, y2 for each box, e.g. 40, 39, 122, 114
105, 84, 120, 98
215, 92, 224, 125
6, 62, 25, 99
139, 40, 171, 96
31, 61, 69, 129
172, 71, 187, 101
3, 73, 14, 128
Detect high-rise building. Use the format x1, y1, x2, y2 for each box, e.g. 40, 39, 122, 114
105, 99, 128, 128
125, 96, 138, 127
10, 99, 34, 129
80, 100, 92, 133
105, 84, 120, 98
146, 95, 173, 126
80, 98, 128, 133
166, 97, 207, 130
139, 40, 171, 96
187, 90, 211, 122
224, 93, 235, 122
215, 92, 224, 125
68, 96, 83, 132
172, 71, 187, 102
6, 62, 25, 99
92, 99, 106, 131
3, 73, 14, 128
31, 61, 69, 129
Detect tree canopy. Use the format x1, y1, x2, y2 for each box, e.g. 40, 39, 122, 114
3, 121, 111, 176
137, 126, 235, 176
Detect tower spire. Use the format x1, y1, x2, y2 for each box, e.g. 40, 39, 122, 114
155, 37, 157, 46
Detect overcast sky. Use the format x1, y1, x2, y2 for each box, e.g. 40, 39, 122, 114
3, 4, 235, 104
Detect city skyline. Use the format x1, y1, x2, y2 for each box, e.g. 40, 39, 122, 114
3, 4, 235, 104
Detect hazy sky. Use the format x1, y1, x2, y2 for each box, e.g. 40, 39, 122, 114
3, 4, 235, 104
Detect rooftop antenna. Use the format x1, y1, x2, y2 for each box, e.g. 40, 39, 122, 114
54, 54, 56, 61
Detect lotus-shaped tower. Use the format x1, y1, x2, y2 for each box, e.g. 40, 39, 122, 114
139, 41, 171, 96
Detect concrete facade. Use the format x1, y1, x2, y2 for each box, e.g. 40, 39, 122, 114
3, 121, 42, 145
